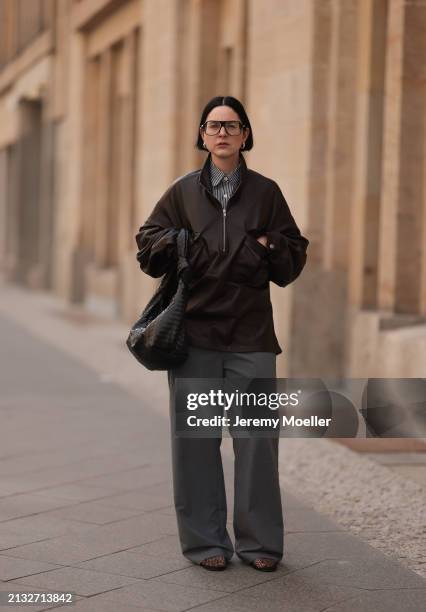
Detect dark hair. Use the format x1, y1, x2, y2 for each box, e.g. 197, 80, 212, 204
196, 96, 254, 151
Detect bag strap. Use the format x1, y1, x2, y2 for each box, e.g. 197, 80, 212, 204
176, 228, 190, 277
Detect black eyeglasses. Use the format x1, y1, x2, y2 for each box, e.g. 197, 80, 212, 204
201, 120, 245, 136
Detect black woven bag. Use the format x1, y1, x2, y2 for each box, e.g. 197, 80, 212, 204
126, 228, 191, 371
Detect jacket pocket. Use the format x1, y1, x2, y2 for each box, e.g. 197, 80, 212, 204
228, 234, 269, 288
245, 233, 269, 259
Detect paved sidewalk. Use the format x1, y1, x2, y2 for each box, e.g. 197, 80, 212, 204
0, 284, 425, 611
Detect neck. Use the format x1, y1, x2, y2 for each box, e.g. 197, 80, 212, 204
210, 151, 240, 174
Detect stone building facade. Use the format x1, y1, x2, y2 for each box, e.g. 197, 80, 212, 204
0, 0, 425, 377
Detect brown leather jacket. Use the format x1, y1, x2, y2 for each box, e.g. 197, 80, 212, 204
135, 152, 309, 355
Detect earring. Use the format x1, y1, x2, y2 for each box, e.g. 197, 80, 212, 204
241, 141, 245, 150
203, 142, 208, 149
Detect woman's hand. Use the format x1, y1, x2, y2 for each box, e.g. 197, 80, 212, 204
257, 235, 268, 247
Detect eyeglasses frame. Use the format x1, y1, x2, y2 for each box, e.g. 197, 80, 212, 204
201, 120, 246, 136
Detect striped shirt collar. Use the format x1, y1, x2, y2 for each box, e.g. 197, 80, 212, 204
199, 152, 248, 192
209, 157, 241, 188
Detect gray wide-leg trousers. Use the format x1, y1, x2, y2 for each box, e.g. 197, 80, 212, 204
167, 346, 284, 564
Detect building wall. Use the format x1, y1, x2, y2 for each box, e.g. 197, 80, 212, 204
0, 0, 425, 378
247, 0, 313, 375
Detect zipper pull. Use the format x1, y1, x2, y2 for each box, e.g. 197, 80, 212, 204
222, 207, 227, 252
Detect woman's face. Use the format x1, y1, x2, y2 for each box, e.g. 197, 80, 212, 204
200, 105, 249, 159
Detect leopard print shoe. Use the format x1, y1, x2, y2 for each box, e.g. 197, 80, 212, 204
251, 558, 279, 572
199, 554, 228, 571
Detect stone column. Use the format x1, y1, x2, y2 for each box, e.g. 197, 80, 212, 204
378, 0, 426, 315
393, 1, 426, 314
56, 28, 85, 301
94, 47, 112, 269
323, 0, 358, 272
15, 99, 42, 287
348, 0, 387, 309
377, 0, 404, 313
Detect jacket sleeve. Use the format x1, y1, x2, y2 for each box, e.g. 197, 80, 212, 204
262, 181, 309, 288
135, 183, 182, 278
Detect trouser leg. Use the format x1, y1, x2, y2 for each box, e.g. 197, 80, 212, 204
224, 352, 284, 563
167, 347, 234, 563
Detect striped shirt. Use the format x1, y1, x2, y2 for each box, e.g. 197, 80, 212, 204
209, 157, 241, 210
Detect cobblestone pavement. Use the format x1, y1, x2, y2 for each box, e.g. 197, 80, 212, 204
0, 282, 425, 611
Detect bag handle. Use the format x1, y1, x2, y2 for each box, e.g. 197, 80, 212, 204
176, 228, 190, 279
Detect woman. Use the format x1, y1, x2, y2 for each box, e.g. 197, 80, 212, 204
135, 96, 309, 572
